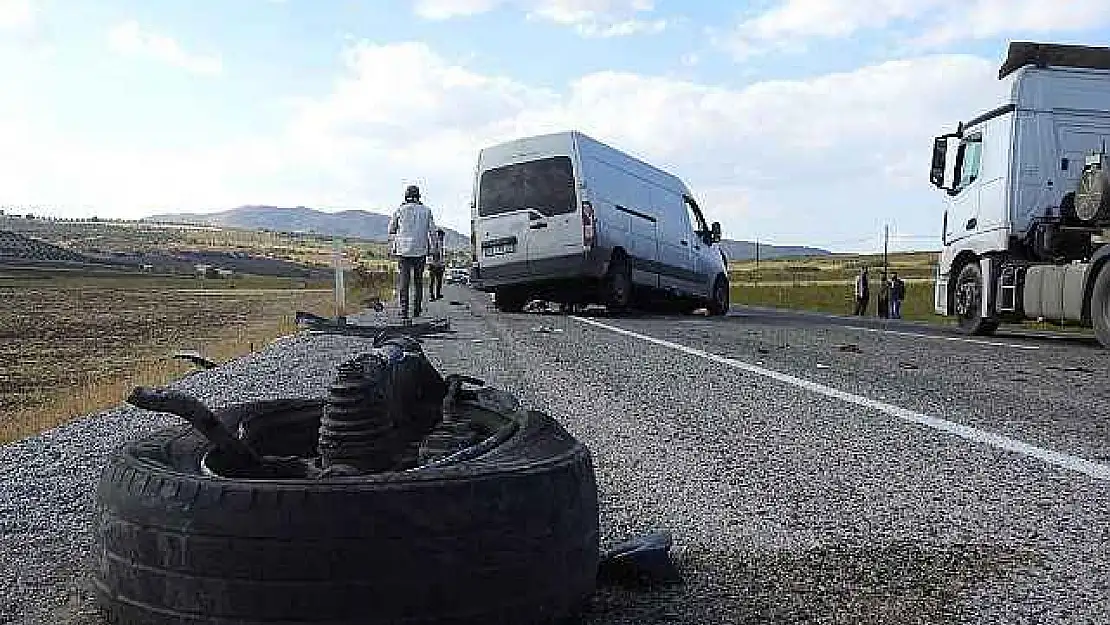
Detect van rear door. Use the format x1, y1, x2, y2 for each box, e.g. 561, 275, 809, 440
477, 155, 582, 274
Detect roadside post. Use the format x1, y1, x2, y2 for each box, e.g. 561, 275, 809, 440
333, 238, 347, 322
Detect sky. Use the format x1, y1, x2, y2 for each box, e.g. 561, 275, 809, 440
2, 1, 1110, 252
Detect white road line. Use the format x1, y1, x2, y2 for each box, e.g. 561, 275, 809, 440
572, 316, 1110, 481
855, 326, 1041, 350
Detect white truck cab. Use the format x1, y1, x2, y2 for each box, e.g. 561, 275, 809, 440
931, 42, 1110, 346
469, 131, 730, 314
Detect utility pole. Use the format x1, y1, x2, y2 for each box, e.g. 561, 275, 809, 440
883, 225, 890, 277
754, 239, 760, 287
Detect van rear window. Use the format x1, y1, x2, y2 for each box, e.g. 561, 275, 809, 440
478, 156, 577, 217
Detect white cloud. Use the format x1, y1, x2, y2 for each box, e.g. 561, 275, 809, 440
411, 0, 666, 38
0, 40, 1013, 249
719, 0, 1110, 59
0, 0, 32, 30
107, 20, 223, 76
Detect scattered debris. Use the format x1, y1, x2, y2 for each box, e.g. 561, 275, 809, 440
597, 531, 680, 586
691, 308, 710, 316
171, 351, 218, 370
450, 301, 464, 306
757, 347, 770, 355
532, 326, 565, 334
836, 343, 862, 354
816, 364, 831, 370
898, 362, 920, 370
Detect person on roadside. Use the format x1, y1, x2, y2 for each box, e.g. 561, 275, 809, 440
890, 272, 906, 319
427, 229, 447, 302
387, 185, 436, 319
853, 267, 870, 316
876, 273, 890, 319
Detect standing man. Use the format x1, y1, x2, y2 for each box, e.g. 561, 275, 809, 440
388, 185, 436, 319
877, 273, 890, 319
427, 229, 447, 302
853, 267, 870, 316
890, 272, 906, 319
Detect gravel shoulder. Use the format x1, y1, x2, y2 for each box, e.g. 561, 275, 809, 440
3, 287, 1109, 624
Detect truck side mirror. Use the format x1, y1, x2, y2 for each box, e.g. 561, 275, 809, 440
930, 136, 948, 188
711, 222, 722, 243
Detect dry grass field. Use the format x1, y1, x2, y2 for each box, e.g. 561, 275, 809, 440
0, 269, 384, 444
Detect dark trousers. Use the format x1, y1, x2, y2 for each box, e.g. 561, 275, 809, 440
428, 265, 444, 300
854, 296, 869, 316
397, 256, 426, 316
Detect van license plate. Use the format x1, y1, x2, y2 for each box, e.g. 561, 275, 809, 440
483, 242, 516, 256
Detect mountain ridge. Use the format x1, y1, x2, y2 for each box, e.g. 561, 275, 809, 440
145, 205, 831, 260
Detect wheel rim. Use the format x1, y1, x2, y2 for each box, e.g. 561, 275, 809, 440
955, 273, 980, 321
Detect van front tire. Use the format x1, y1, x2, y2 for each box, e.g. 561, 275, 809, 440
709, 276, 730, 316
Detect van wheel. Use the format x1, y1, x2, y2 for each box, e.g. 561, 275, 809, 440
494, 289, 526, 313
709, 276, 730, 316
953, 262, 998, 335
604, 255, 633, 313
1091, 265, 1110, 348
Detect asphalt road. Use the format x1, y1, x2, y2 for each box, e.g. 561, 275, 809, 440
5, 283, 1110, 624
432, 287, 1110, 624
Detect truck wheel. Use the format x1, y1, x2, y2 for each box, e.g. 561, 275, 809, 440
1092, 265, 1110, 348
708, 276, 730, 316
953, 262, 998, 335
93, 394, 599, 625
604, 255, 633, 313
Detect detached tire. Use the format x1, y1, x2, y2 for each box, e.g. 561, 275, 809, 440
1091, 265, 1110, 348
93, 394, 599, 625
953, 262, 998, 335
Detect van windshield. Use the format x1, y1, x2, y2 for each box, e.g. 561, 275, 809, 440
478, 156, 577, 217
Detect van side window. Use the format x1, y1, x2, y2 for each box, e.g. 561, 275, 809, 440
954, 133, 983, 192
478, 156, 577, 217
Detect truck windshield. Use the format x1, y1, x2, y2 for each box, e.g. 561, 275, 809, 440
478, 156, 577, 217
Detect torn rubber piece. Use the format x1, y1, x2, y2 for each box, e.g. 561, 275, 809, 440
172, 350, 219, 370
597, 531, 680, 586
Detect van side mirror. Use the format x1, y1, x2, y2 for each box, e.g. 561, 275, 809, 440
930, 136, 949, 188
710, 222, 722, 243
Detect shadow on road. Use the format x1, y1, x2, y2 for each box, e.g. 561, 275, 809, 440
584, 541, 1031, 625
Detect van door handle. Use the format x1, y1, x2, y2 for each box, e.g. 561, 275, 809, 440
965, 218, 977, 230
529, 222, 548, 230
680, 240, 688, 246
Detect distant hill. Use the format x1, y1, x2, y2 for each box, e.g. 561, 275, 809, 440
719, 240, 830, 261
146, 205, 470, 250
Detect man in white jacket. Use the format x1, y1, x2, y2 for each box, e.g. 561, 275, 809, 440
388, 185, 436, 319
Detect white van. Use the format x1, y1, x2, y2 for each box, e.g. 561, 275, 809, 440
469, 131, 730, 314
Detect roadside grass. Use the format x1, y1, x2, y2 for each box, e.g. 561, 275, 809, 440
0, 272, 387, 445
0, 316, 302, 444
731, 281, 944, 323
